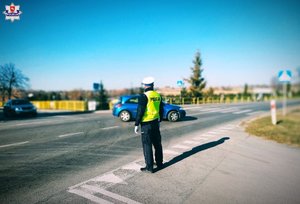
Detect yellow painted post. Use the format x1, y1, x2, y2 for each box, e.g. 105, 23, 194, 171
234, 96, 238, 103
226, 97, 230, 103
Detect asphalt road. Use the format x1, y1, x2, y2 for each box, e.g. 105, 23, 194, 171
0, 100, 299, 204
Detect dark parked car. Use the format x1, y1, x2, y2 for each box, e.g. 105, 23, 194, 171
3, 99, 37, 117
112, 95, 186, 122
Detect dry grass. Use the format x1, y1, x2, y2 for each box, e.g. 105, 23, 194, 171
245, 109, 300, 146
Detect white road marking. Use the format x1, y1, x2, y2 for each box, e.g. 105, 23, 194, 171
92, 172, 126, 184
58, 132, 84, 138
215, 128, 229, 132
172, 144, 190, 149
205, 108, 225, 113
0, 141, 29, 148
101, 126, 120, 130
219, 108, 238, 113
68, 123, 236, 203
219, 126, 234, 130
247, 111, 264, 115
164, 149, 181, 155
183, 106, 203, 110
207, 131, 223, 134
15, 121, 50, 126
233, 109, 252, 114
200, 108, 221, 111
68, 160, 142, 190
122, 162, 143, 171
188, 108, 222, 116
54, 115, 70, 118
82, 184, 142, 204
183, 140, 200, 145
188, 107, 243, 116
68, 188, 113, 204
193, 136, 209, 141
201, 133, 216, 137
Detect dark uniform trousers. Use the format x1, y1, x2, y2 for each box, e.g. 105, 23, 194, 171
141, 119, 163, 169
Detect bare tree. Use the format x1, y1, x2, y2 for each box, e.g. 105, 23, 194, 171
0, 63, 29, 101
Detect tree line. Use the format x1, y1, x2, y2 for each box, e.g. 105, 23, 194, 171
2, 51, 298, 108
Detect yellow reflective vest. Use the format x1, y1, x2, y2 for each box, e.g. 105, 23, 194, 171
142, 91, 161, 122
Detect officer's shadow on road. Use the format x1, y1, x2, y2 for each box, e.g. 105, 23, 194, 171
0, 111, 94, 121
157, 137, 230, 172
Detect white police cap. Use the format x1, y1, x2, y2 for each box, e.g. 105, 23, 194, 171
142, 76, 155, 85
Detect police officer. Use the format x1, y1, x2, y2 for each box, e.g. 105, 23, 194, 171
134, 77, 164, 173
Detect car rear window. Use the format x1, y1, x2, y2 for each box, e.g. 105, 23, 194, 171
125, 97, 138, 104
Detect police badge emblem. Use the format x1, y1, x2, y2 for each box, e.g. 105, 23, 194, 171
3, 3, 22, 22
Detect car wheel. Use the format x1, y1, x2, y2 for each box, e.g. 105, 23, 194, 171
168, 111, 179, 122
119, 110, 131, 122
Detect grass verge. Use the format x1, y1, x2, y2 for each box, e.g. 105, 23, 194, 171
245, 109, 300, 147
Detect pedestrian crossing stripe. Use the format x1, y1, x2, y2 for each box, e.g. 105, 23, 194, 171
68, 124, 235, 203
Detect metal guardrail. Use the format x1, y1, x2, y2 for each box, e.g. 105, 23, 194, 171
0, 96, 297, 111
165, 96, 274, 105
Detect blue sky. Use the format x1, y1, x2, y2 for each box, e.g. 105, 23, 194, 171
1, 0, 299, 90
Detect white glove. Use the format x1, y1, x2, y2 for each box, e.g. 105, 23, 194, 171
134, 126, 139, 134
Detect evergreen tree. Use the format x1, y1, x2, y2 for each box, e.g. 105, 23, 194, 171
180, 87, 188, 97
185, 51, 206, 98
243, 83, 249, 97
98, 81, 109, 110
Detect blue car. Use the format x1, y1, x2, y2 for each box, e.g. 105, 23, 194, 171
112, 95, 186, 122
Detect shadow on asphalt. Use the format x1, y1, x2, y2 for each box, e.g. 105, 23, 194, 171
180, 116, 198, 121
0, 110, 94, 121
155, 137, 230, 173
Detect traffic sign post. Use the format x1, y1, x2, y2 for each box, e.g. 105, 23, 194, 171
283, 83, 287, 116
177, 80, 184, 104
278, 70, 292, 116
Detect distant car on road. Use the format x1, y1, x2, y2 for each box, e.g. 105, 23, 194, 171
3, 99, 37, 117
112, 95, 186, 122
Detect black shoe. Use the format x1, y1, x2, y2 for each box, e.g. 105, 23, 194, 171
156, 163, 164, 170
140, 167, 153, 173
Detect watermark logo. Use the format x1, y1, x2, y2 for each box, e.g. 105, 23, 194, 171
3, 3, 22, 22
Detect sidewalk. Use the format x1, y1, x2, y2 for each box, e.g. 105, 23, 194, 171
67, 120, 300, 204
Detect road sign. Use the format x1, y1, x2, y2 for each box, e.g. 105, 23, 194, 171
93, 83, 100, 91
278, 70, 292, 82
177, 80, 184, 87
